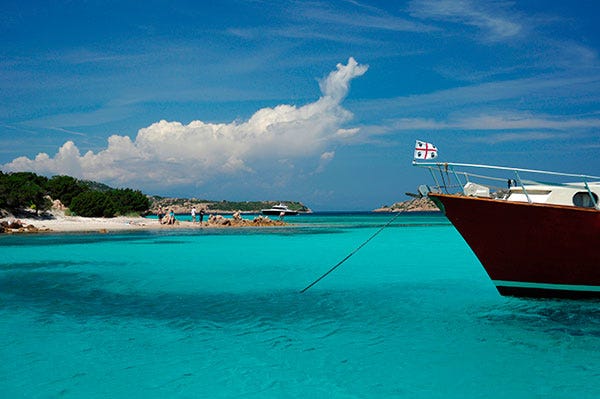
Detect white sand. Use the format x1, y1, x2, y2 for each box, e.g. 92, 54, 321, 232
1, 214, 199, 233
1, 212, 284, 234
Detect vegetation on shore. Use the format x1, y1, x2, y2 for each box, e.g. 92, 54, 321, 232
0, 170, 434, 221
148, 197, 310, 214
0, 171, 310, 218
0, 171, 149, 218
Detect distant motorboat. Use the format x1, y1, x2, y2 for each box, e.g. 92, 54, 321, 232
261, 204, 298, 216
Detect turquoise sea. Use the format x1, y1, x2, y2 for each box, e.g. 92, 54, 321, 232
1, 212, 598, 398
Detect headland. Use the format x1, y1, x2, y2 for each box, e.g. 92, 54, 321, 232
373, 197, 439, 212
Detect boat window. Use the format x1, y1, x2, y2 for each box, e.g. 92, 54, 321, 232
572, 191, 599, 208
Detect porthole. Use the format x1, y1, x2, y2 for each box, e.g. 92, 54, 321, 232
572, 191, 599, 208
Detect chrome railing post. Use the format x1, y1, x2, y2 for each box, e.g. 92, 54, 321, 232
514, 171, 532, 203
583, 180, 598, 209
428, 167, 441, 191
449, 164, 464, 189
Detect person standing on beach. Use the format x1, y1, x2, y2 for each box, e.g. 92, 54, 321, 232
199, 208, 205, 223
157, 207, 164, 223
191, 207, 197, 223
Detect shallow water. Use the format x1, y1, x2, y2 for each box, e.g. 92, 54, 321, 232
1, 213, 598, 398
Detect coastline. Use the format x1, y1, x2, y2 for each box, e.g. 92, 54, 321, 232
0, 213, 286, 234
0, 199, 440, 234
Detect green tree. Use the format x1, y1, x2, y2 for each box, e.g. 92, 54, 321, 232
107, 188, 150, 215
46, 175, 88, 207
0, 171, 8, 209
0, 171, 150, 217
70, 191, 116, 217
0, 172, 50, 213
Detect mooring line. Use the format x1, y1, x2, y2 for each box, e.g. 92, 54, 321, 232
300, 212, 402, 293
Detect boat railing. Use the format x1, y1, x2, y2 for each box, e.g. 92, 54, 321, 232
413, 161, 600, 208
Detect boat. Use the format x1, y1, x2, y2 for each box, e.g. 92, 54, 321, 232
261, 203, 298, 216
413, 160, 600, 298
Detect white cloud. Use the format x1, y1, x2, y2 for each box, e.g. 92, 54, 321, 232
387, 112, 600, 133
319, 57, 368, 102
450, 113, 600, 131
315, 151, 336, 173
371, 111, 600, 146
409, 0, 523, 41
320, 151, 335, 161
359, 73, 600, 117
3, 58, 368, 189
336, 127, 360, 137
467, 132, 570, 144
300, 5, 436, 34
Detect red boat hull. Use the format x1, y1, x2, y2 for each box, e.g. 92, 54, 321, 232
429, 193, 600, 298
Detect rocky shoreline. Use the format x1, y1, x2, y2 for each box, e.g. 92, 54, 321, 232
0, 219, 51, 233
373, 197, 440, 213
1, 197, 441, 234
0, 209, 287, 235
148, 197, 310, 215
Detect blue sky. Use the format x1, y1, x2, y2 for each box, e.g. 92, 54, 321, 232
1, 0, 599, 210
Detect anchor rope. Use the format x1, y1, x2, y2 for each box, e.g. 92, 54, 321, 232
300, 212, 403, 293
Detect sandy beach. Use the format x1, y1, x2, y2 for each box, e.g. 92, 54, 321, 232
0, 212, 285, 234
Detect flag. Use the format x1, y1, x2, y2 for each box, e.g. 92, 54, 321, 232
414, 140, 438, 160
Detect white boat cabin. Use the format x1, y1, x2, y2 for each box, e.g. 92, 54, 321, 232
413, 161, 600, 210
503, 182, 600, 208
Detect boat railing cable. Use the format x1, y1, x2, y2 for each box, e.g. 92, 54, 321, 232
422, 165, 512, 193
415, 162, 600, 198
413, 161, 600, 180
300, 212, 402, 293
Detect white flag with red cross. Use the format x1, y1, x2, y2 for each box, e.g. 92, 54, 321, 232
414, 140, 438, 160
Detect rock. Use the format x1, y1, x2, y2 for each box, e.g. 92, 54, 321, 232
204, 214, 285, 227
52, 199, 67, 211
8, 220, 24, 229
374, 198, 440, 213
0, 220, 42, 233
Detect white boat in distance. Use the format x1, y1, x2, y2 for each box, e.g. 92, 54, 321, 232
261, 203, 298, 216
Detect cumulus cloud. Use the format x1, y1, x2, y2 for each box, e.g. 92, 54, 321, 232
319, 57, 368, 102
3, 58, 368, 189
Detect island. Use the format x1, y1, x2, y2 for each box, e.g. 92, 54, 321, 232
0, 171, 309, 234
373, 197, 440, 213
